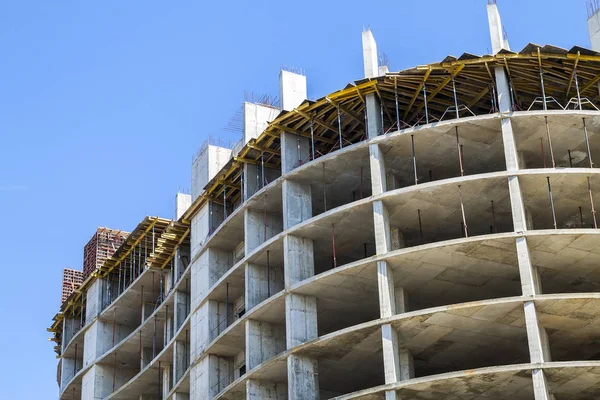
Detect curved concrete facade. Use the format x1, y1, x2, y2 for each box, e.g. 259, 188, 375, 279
53, 4, 600, 399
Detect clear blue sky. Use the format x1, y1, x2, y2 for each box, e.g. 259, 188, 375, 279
0, 0, 591, 397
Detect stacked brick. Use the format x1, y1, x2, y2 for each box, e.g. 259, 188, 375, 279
82, 228, 129, 279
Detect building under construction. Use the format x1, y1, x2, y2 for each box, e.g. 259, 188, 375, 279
50, 2, 600, 399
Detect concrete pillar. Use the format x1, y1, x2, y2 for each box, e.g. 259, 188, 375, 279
487, 2, 510, 54
517, 237, 543, 296
282, 180, 312, 230
247, 379, 288, 399
377, 261, 395, 318
245, 208, 283, 256
283, 235, 314, 287
369, 144, 387, 195
382, 324, 414, 384
281, 132, 311, 174
362, 30, 383, 140
85, 278, 105, 323
589, 9, 600, 52
60, 357, 77, 389
524, 301, 554, 400
373, 201, 391, 255
81, 364, 112, 399
174, 339, 189, 385
246, 319, 286, 370
174, 289, 190, 331
246, 263, 284, 310
362, 29, 379, 79
190, 354, 233, 400
191, 145, 232, 202
190, 247, 232, 311
62, 317, 81, 351
287, 354, 319, 400
175, 192, 192, 220
163, 364, 172, 398
279, 70, 307, 112
244, 102, 280, 144
285, 293, 318, 348
244, 162, 261, 200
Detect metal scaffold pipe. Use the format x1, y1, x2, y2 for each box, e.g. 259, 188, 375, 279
547, 177, 558, 229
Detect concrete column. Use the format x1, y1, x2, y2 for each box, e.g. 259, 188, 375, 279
524, 301, 554, 400
381, 324, 414, 384
369, 144, 387, 195
62, 317, 80, 351
190, 247, 232, 311
589, 9, 600, 52
174, 339, 189, 385
287, 354, 319, 400
85, 278, 105, 323
285, 293, 318, 348
163, 364, 172, 397
244, 163, 260, 200
81, 364, 112, 399
377, 261, 408, 319
281, 132, 311, 174
373, 201, 391, 255
175, 192, 192, 220
282, 180, 312, 230
246, 263, 284, 310
245, 208, 283, 256
283, 235, 314, 287
517, 237, 543, 296
363, 29, 383, 139
175, 246, 191, 280
174, 289, 190, 331
60, 357, 76, 389
246, 319, 286, 370
247, 379, 288, 399
279, 70, 307, 112
190, 354, 233, 400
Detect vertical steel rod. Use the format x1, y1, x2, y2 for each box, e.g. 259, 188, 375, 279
225, 282, 229, 327
540, 138, 547, 168
310, 120, 315, 161
540, 65, 548, 111
545, 117, 556, 168
491, 200, 498, 233
588, 177, 598, 228
575, 68, 583, 110
423, 83, 429, 124
223, 187, 227, 219
337, 104, 343, 148
579, 206, 584, 228
332, 224, 337, 268
266, 250, 270, 297
451, 75, 460, 119
323, 164, 327, 211
394, 77, 400, 130
411, 135, 418, 184
568, 150, 573, 167
455, 127, 464, 176
261, 154, 265, 186
458, 185, 469, 237
418, 209, 423, 243
360, 167, 363, 198
583, 118, 593, 168
547, 176, 558, 229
